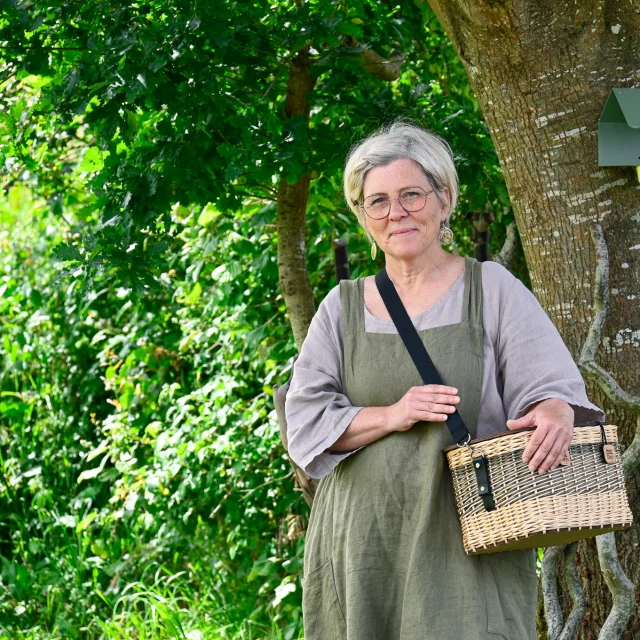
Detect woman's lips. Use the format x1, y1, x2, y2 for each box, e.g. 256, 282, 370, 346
391, 229, 416, 236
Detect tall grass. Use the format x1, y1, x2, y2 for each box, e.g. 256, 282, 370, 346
2, 567, 304, 640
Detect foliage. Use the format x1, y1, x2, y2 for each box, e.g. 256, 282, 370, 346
1, 0, 514, 285
0, 189, 310, 638
0, 1, 523, 637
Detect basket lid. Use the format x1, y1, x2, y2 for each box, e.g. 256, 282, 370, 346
442, 421, 613, 453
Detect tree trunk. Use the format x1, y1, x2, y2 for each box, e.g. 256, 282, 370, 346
275, 41, 405, 349
422, 1, 640, 637
277, 51, 317, 350
274, 44, 408, 507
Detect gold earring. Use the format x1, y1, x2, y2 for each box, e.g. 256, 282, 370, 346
371, 241, 377, 260
438, 222, 453, 245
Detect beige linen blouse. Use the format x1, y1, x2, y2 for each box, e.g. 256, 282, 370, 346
285, 260, 605, 480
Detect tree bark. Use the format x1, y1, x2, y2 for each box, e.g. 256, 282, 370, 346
277, 51, 318, 350
422, 1, 640, 637
274, 43, 407, 507
342, 36, 405, 81
276, 41, 406, 348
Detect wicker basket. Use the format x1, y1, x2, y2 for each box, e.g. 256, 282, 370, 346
444, 423, 633, 555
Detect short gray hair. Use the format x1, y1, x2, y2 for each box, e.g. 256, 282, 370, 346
343, 121, 459, 240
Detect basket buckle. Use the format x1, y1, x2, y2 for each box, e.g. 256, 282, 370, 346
456, 433, 471, 448
600, 423, 617, 464
469, 449, 496, 512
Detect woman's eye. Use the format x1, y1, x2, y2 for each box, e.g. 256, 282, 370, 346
369, 197, 387, 206
403, 191, 421, 198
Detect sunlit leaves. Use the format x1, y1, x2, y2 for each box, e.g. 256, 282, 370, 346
0, 0, 512, 296
0, 188, 307, 636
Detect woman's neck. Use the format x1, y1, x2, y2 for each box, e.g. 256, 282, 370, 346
384, 248, 453, 295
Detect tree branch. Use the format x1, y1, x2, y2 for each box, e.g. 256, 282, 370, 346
578, 224, 640, 452
274, 49, 319, 505
542, 546, 565, 639
580, 225, 609, 363
259, 57, 289, 103
276, 50, 317, 349
342, 37, 405, 81
620, 416, 640, 478
596, 532, 636, 640
574, 223, 638, 639
492, 221, 518, 272
579, 362, 640, 414
559, 543, 586, 640
542, 543, 587, 640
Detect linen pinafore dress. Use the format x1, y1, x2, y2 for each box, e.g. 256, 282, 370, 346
302, 257, 537, 640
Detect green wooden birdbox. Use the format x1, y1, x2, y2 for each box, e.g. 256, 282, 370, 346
598, 88, 640, 181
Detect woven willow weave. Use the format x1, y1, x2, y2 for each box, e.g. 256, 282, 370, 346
444, 424, 633, 554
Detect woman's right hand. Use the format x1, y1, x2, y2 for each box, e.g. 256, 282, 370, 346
385, 384, 460, 433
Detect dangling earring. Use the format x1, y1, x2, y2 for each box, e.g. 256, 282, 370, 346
371, 241, 377, 260
438, 221, 453, 245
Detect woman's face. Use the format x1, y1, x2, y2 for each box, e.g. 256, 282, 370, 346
362, 158, 449, 262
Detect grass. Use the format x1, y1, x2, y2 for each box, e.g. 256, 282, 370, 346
1, 567, 304, 640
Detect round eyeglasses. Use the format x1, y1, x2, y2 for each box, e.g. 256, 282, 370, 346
358, 186, 434, 220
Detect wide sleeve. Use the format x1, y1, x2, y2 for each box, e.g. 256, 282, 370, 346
285, 286, 365, 480
497, 276, 605, 423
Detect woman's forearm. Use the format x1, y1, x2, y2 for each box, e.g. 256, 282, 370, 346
325, 407, 394, 453
325, 384, 460, 453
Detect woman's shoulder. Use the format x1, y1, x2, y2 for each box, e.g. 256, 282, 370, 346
300, 284, 345, 354
480, 258, 517, 284
321, 282, 343, 309
480, 259, 521, 301
313, 284, 343, 333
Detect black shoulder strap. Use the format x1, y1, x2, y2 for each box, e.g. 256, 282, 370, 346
374, 268, 470, 446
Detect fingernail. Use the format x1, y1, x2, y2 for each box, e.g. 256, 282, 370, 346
454, 397, 460, 402
529, 465, 535, 471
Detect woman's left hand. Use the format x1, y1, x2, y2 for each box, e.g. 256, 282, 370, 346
506, 398, 574, 474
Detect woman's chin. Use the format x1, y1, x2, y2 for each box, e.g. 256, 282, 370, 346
383, 237, 433, 262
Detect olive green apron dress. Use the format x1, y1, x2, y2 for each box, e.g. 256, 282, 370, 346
302, 257, 538, 640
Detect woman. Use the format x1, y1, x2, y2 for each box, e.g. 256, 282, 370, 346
285, 122, 604, 639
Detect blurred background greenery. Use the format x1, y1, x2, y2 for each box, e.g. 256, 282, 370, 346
0, 1, 527, 637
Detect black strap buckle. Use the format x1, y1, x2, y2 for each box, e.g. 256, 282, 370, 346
599, 423, 617, 464
469, 447, 496, 511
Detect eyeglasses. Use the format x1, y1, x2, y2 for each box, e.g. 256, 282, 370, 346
358, 186, 434, 220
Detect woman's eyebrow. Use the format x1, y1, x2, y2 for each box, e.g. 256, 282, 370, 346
364, 185, 425, 197
364, 191, 387, 197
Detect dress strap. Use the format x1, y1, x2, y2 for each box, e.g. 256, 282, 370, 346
339, 278, 365, 333
465, 257, 484, 326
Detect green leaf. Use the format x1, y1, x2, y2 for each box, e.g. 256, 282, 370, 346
336, 21, 363, 38
52, 243, 82, 263
78, 147, 107, 172
182, 281, 202, 305
8, 186, 31, 214
198, 203, 219, 226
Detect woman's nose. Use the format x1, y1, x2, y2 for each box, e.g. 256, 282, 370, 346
388, 197, 409, 220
